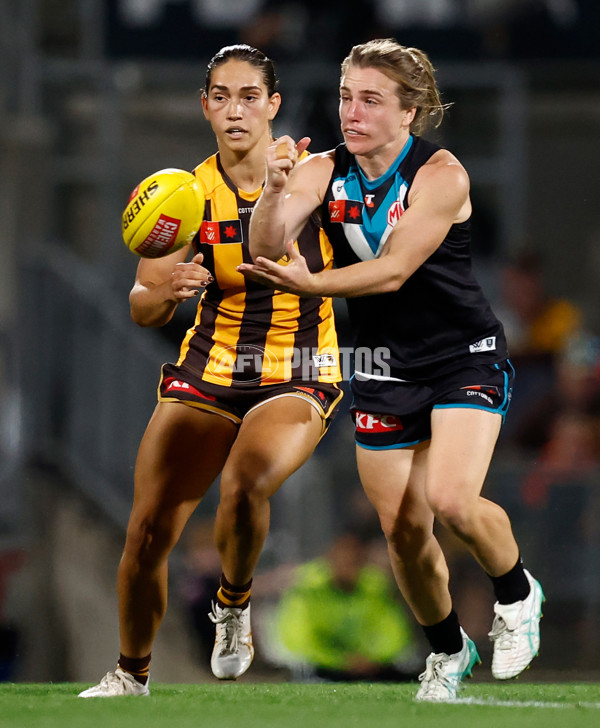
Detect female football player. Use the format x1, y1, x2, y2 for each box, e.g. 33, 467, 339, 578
242, 38, 544, 702
79, 44, 341, 697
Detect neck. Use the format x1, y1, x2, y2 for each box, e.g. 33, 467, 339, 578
219, 139, 271, 193
355, 132, 412, 181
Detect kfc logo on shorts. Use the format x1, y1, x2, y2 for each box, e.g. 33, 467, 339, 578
354, 411, 403, 433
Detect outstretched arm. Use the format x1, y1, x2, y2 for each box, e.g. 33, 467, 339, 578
249, 136, 333, 261
129, 247, 213, 327
241, 154, 471, 298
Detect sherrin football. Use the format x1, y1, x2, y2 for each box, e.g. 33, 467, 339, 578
122, 168, 204, 258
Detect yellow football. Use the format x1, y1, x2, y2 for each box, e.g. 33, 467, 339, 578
122, 168, 204, 258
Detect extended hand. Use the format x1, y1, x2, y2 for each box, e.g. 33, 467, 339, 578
237, 241, 317, 297
171, 252, 213, 301
265, 135, 311, 193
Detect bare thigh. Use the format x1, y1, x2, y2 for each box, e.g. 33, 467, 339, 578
356, 442, 433, 539
129, 402, 238, 547
220, 394, 326, 499
426, 407, 502, 515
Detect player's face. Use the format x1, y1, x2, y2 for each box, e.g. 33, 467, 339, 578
339, 65, 415, 159
202, 60, 281, 153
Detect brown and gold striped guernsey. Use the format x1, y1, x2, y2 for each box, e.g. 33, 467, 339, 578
176, 153, 341, 387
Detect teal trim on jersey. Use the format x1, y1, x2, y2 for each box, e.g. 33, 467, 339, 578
355, 135, 414, 190
356, 438, 427, 450
338, 136, 414, 257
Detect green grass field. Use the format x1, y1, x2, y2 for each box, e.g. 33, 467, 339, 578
1, 681, 599, 728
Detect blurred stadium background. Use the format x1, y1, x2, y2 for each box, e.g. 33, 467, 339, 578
0, 0, 599, 685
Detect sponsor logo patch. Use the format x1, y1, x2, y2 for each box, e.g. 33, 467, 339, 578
295, 386, 327, 403
136, 214, 181, 256
469, 336, 497, 353
328, 199, 364, 224
460, 385, 500, 405
387, 201, 404, 226
200, 219, 243, 244
354, 411, 403, 433
163, 377, 216, 400
313, 353, 337, 368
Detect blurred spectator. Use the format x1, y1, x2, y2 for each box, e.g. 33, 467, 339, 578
517, 407, 600, 606
270, 531, 418, 682
498, 251, 583, 359
521, 410, 600, 507
495, 251, 585, 450
509, 331, 600, 453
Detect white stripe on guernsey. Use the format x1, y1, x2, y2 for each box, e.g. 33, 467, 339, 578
343, 223, 379, 261
355, 370, 408, 383
331, 177, 390, 261
343, 222, 392, 260
454, 697, 600, 710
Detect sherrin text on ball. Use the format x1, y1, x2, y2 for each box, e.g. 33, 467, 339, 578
122, 168, 204, 258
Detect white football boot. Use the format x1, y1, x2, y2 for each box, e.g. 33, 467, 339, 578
415, 628, 481, 702
209, 602, 254, 680
78, 667, 150, 697
489, 569, 545, 679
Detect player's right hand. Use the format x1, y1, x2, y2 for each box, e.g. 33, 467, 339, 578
171, 253, 213, 300
265, 135, 310, 193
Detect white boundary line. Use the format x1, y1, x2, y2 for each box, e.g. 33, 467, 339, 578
455, 697, 600, 710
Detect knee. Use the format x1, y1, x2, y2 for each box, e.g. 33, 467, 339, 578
428, 493, 474, 538
380, 513, 433, 558
219, 468, 272, 520
123, 515, 176, 567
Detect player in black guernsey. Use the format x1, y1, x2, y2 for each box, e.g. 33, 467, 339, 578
244, 39, 544, 702
79, 45, 342, 698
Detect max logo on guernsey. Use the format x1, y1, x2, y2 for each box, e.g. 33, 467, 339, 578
355, 412, 403, 433
387, 201, 404, 226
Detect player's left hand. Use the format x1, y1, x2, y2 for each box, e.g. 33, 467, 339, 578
237, 240, 317, 297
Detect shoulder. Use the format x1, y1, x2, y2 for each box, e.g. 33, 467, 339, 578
289, 149, 336, 199
193, 153, 221, 194
410, 148, 470, 204
193, 152, 217, 175
419, 148, 468, 186
296, 149, 336, 176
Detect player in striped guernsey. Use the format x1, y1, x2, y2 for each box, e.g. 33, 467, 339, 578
167, 152, 339, 390
244, 39, 544, 702
79, 45, 342, 698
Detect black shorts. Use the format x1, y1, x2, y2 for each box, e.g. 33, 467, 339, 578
158, 362, 343, 427
350, 359, 514, 450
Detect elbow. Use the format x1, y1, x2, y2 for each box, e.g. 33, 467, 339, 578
128, 297, 148, 327
250, 240, 285, 263
129, 306, 167, 328
130, 309, 152, 327
379, 273, 405, 294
